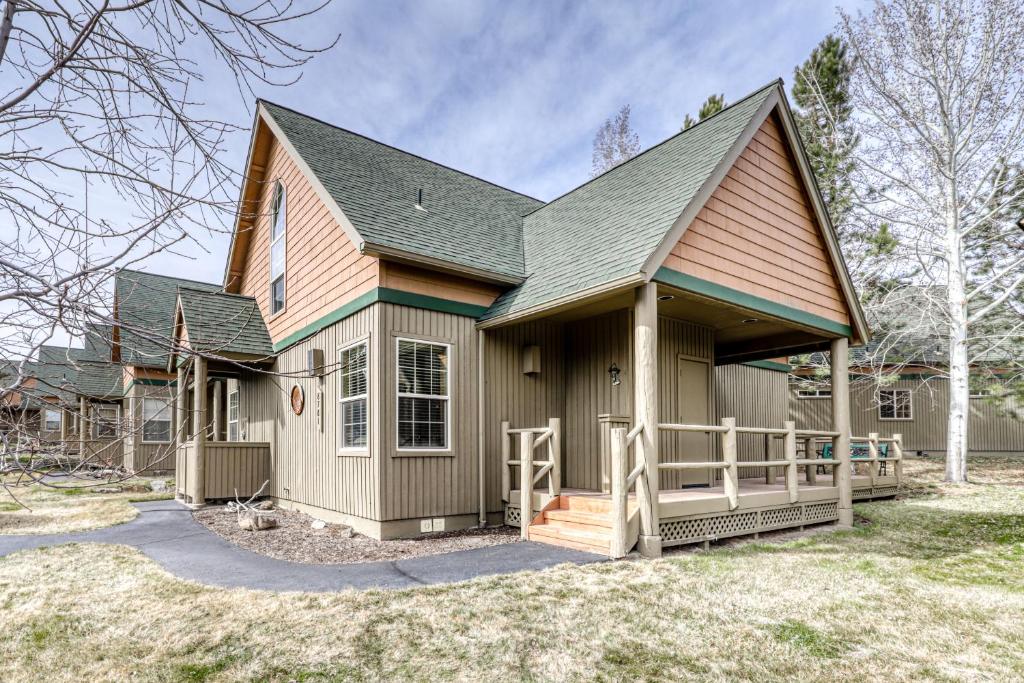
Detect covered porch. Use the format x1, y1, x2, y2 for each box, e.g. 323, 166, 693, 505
485, 280, 890, 558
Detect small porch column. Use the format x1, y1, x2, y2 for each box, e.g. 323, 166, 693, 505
59, 404, 68, 446
78, 396, 88, 458
211, 380, 223, 442
831, 337, 853, 527
634, 282, 662, 557
192, 355, 207, 505
176, 364, 188, 446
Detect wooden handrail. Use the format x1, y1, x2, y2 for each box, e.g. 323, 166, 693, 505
659, 422, 730, 434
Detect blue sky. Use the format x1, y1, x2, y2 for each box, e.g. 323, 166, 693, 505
36, 0, 868, 347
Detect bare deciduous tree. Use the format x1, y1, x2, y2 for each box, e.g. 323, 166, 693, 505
840, 0, 1024, 482
591, 104, 641, 177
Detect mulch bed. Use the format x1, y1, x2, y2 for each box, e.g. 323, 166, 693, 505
193, 504, 519, 565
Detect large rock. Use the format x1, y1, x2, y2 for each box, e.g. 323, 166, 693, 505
238, 512, 278, 531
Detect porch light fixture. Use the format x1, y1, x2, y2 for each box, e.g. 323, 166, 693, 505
657, 294, 675, 301
608, 362, 621, 386
742, 318, 760, 324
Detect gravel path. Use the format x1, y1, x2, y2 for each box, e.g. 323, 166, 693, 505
194, 505, 519, 564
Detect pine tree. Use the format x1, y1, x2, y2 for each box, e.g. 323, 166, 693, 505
591, 105, 641, 178
682, 94, 726, 130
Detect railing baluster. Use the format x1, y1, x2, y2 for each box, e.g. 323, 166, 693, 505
500, 420, 510, 503
722, 417, 738, 511
520, 431, 534, 540
549, 417, 561, 497
804, 437, 817, 485
868, 432, 879, 488
893, 433, 904, 487
784, 420, 798, 503
610, 426, 629, 559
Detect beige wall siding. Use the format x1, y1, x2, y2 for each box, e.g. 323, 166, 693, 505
378, 262, 503, 307
788, 377, 1024, 453
716, 364, 790, 477
123, 383, 177, 473
241, 303, 381, 519
483, 318, 565, 513
664, 113, 850, 326
378, 303, 481, 520
237, 132, 380, 344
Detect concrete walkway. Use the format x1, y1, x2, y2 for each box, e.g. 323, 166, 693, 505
0, 501, 603, 592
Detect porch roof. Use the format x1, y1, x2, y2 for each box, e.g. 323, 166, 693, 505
173, 287, 275, 361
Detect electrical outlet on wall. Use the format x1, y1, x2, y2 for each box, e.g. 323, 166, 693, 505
420, 519, 432, 533
431, 518, 445, 532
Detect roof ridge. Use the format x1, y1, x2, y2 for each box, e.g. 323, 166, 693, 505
176, 285, 252, 298
522, 79, 783, 219
258, 99, 546, 206
118, 268, 220, 289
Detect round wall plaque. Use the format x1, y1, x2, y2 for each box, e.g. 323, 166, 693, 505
290, 384, 305, 415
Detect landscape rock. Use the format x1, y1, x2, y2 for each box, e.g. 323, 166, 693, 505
238, 513, 278, 531
335, 525, 354, 538
257, 500, 275, 510
310, 519, 327, 530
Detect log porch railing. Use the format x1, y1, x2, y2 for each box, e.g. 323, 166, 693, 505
501, 418, 561, 539
848, 432, 905, 487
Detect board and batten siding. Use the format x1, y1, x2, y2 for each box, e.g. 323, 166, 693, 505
715, 364, 790, 477
788, 377, 1024, 453
378, 303, 481, 521
483, 318, 565, 514
236, 129, 379, 343
240, 303, 382, 520
663, 112, 849, 327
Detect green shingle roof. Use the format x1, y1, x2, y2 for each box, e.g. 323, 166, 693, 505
27, 340, 122, 402
177, 288, 274, 358
483, 82, 778, 320
116, 270, 221, 368
260, 101, 544, 281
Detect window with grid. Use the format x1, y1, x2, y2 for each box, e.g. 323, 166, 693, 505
94, 405, 119, 438
339, 341, 369, 450
142, 398, 172, 443
879, 389, 912, 420
269, 181, 286, 315
797, 388, 832, 398
227, 389, 240, 441
44, 409, 61, 431
396, 339, 449, 450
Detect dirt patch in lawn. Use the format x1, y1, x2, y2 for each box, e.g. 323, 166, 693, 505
193, 504, 519, 564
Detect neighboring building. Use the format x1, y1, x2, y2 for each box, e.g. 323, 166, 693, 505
161, 79, 878, 557
789, 288, 1023, 457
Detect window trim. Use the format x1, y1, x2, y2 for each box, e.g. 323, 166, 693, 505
141, 397, 173, 444
268, 181, 287, 318
338, 337, 370, 456
878, 388, 913, 421
227, 388, 240, 442
796, 388, 832, 399
395, 336, 452, 454
43, 408, 61, 432
93, 404, 120, 439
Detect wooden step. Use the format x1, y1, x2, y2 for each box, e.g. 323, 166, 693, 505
559, 494, 613, 514
528, 523, 611, 552
543, 508, 614, 529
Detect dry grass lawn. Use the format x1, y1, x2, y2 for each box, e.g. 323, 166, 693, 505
0, 456, 1022, 682
0, 475, 174, 535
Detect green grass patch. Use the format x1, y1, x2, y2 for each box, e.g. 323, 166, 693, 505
767, 619, 847, 658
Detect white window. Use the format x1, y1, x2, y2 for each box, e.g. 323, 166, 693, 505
879, 389, 912, 420
269, 182, 287, 315
44, 409, 61, 431
339, 341, 369, 450
94, 405, 119, 438
396, 338, 450, 451
227, 389, 240, 441
797, 388, 832, 399
142, 398, 172, 443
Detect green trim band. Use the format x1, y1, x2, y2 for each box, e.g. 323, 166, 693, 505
122, 378, 173, 396
272, 287, 490, 352
743, 360, 791, 373
653, 267, 853, 338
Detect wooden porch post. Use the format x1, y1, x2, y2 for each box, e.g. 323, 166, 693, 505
59, 404, 68, 446
78, 396, 88, 459
784, 420, 798, 503
192, 355, 207, 506
893, 433, 904, 487
634, 282, 662, 558
831, 337, 853, 527
519, 431, 533, 540
211, 380, 223, 442
176, 363, 188, 447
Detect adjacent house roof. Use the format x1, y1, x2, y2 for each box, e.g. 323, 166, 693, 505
258, 102, 544, 281
24, 338, 122, 403
175, 288, 274, 359
485, 83, 779, 320
116, 269, 221, 368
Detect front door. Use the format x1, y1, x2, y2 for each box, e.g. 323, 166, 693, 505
676, 356, 711, 487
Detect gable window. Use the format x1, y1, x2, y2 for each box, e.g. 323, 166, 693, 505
44, 409, 61, 432
142, 398, 172, 443
269, 181, 287, 315
879, 389, 912, 420
797, 388, 832, 399
339, 341, 369, 450
397, 338, 450, 451
227, 388, 240, 441
94, 405, 120, 438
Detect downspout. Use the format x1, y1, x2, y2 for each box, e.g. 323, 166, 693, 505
477, 328, 487, 527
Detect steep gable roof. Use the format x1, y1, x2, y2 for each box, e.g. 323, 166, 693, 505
116, 270, 221, 368
255, 102, 544, 282
174, 288, 274, 359
482, 82, 779, 321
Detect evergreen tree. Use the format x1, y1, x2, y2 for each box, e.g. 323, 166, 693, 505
682, 94, 726, 130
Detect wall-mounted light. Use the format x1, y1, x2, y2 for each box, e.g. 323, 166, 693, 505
657, 294, 675, 301
608, 362, 621, 386
742, 318, 760, 324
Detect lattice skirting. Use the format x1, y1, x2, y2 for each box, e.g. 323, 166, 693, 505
505, 505, 522, 527
660, 501, 840, 547
854, 485, 900, 500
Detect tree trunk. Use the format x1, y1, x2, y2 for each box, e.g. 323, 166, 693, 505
945, 214, 970, 483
